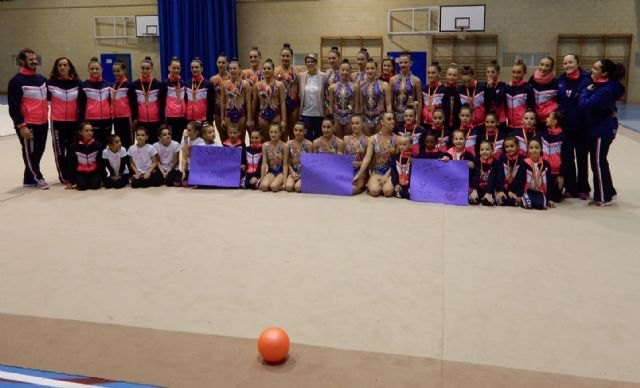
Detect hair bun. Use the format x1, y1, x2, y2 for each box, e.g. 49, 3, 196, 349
144, 56, 152, 61
90, 56, 99, 62
342, 58, 350, 64
432, 61, 440, 66
171, 56, 180, 61
251, 46, 259, 50
331, 46, 339, 51
463, 65, 471, 70
490, 60, 498, 65
283, 43, 291, 48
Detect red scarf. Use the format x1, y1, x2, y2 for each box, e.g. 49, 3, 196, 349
168, 74, 181, 82
140, 75, 153, 83
511, 79, 525, 86
428, 81, 440, 89
460, 123, 474, 132
547, 126, 562, 136
192, 74, 204, 82
445, 81, 457, 89
19, 67, 36, 76
58, 75, 74, 80
400, 150, 413, 158
594, 76, 609, 85
533, 69, 554, 85
89, 75, 103, 82
566, 70, 580, 80
380, 73, 392, 83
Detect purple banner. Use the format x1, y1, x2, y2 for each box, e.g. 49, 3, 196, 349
188, 146, 241, 187
410, 159, 469, 206
301, 153, 353, 196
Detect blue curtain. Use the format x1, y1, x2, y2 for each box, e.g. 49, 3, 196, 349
158, 0, 237, 79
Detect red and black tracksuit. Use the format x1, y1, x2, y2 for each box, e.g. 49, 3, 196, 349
421, 82, 445, 129
68, 138, 103, 190
497, 153, 524, 206
442, 82, 461, 131
132, 76, 166, 136
8, 67, 49, 185
542, 126, 568, 203
111, 77, 137, 149
484, 80, 507, 130
529, 75, 559, 132
515, 158, 552, 210
458, 81, 487, 128
165, 75, 187, 143
242, 144, 263, 189
391, 151, 412, 199
505, 80, 535, 133
47, 76, 80, 183
79, 77, 113, 146
185, 75, 215, 123
471, 156, 504, 205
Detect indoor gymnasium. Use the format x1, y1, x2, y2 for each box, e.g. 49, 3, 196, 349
0, 1, 639, 387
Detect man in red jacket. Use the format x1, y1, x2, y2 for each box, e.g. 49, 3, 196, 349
8, 48, 50, 189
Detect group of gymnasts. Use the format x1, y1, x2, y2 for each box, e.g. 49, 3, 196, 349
8, 45, 625, 207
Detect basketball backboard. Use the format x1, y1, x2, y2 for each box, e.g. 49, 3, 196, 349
439, 5, 486, 32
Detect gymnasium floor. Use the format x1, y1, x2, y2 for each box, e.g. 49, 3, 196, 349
0, 103, 639, 387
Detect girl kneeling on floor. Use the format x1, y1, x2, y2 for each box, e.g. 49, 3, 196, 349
102, 135, 129, 189
67, 122, 103, 191
128, 126, 163, 188
260, 124, 288, 192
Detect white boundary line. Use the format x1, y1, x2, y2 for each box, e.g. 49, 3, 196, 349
0, 370, 95, 387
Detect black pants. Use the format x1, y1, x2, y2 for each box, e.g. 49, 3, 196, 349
51, 120, 78, 183
590, 137, 614, 203
76, 171, 102, 190
164, 169, 182, 186
89, 119, 113, 148
522, 190, 548, 210
104, 174, 129, 189
16, 124, 48, 184
548, 174, 563, 203
166, 117, 187, 143
301, 115, 324, 141
564, 130, 591, 195
113, 117, 134, 150
131, 169, 163, 188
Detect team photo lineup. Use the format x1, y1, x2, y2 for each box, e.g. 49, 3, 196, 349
8, 43, 626, 208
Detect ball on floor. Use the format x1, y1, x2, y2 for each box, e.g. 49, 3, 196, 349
257, 327, 290, 363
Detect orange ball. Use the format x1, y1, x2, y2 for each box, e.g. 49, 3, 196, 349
257, 327, 290, 363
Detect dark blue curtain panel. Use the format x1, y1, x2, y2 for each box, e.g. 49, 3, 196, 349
158, 0, 238, 78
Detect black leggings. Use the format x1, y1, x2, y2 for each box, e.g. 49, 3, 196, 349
104, 174, 129, 189
131, 169, 163, 188
76, 171, 102, 190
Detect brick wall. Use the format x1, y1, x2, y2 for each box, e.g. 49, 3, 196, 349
0, 0, 159, 92
2, 0, 637, 102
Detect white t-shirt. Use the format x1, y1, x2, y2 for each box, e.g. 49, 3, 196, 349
128, 143, 158, 173
302, 74, 322, 117
153, 140, 180, 172
102, 147, 129, 175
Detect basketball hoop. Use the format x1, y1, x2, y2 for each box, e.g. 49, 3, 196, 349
456, 26, 467, 40
454, 17, 470, 40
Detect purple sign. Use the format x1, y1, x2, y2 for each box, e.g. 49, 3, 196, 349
188, 146, 241, 187
301, 153, 353, 196
410, 159, 469, 206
